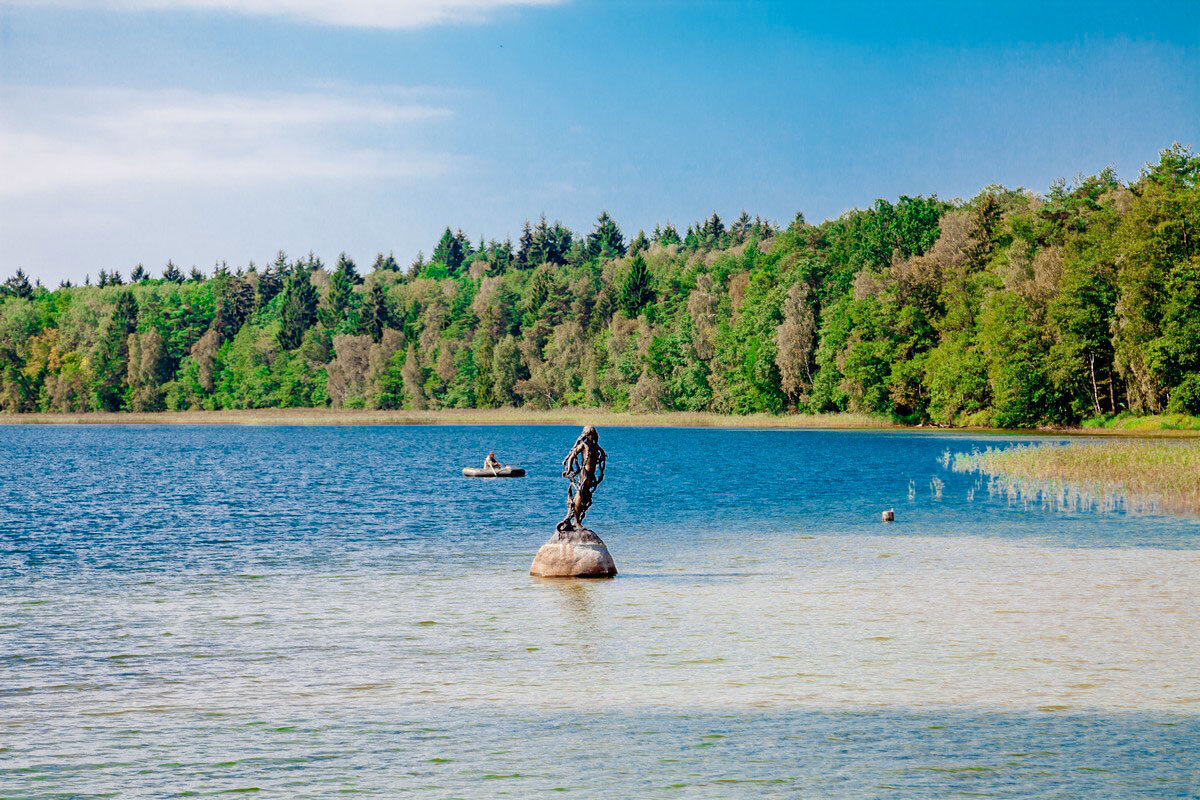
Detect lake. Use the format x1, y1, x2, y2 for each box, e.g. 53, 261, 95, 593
2, 425, 1198, 798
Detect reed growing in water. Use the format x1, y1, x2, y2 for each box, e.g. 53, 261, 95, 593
953, 440, 1200, 516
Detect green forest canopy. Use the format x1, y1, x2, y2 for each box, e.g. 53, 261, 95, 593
2, 144, 1199, 427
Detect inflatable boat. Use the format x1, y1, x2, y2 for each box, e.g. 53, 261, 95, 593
462, 466, 526, 478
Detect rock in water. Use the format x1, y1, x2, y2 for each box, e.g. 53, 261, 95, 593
529, 526, 618, 578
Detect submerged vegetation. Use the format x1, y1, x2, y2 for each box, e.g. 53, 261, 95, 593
953, 440, 1200, 516
2, 145, 1198, 426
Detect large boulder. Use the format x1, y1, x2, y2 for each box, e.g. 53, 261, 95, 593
529, 526, 617, 578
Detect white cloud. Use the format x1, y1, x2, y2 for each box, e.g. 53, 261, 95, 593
0, 87, 455, 195
0, 0, 563, 28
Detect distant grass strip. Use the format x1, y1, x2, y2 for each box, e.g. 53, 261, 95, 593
953, 440, 1200, 516
0, 407, 898, 430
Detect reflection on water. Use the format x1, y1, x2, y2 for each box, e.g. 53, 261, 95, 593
548, 578, 599, 625
1, 425, 1198, 798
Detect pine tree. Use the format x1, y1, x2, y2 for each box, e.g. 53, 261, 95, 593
517, 220, 534, 269
365, 281, 391, 343
130, 264, 148, 283
658, 224, 681, 246
454, 229, 474, 267
279, 266, 319, 350
585, 211, 626, 260
630, 230, 650, 255
114, 290, 139, 332
162, 260, 184, 283
214, 273, 255, 340
732, 210, 752, 242
409, 251, 426, 276
256, 253, 286, 309
371, 252, 400, 272
327, 253, 361, 324
188, 266, 204, 282
528, 267, 553, 316
702, 212, 725, 245
620, 253, 654, 317
548, 222, 573, 265
497, 237, 515, 272
528, 217, 573, 266
522, 216, 573, 267
432, 227, 465, 274
2, 268, 33, 299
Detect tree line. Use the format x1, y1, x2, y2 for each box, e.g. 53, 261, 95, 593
2, 144, 1198, 426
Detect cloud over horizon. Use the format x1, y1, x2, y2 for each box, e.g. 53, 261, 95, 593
0, 87, 457, 195
0, 0, 563, 28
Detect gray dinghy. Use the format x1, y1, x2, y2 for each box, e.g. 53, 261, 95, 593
462, 466, 526, 478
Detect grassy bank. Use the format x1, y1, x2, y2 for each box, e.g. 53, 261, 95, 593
4, 407, 1200, 434
1082, 413, 1200, 432
0, 407, 901, 429
953, 440, 1200, 516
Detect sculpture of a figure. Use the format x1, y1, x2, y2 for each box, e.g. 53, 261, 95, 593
556, 425, 606, 532
531, 425, 617, 577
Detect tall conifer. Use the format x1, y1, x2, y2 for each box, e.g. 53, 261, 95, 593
619, 253, 654, 317
279, 267, 319, 350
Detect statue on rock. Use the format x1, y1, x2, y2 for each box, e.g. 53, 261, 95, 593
557, 425, 606, 533
530, 425, 618, 578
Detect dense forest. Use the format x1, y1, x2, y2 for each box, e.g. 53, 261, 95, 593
2, 145, 1198, 426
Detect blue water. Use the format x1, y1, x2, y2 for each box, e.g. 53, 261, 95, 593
2, 426, 1198, 798
3, 426, 1196, 579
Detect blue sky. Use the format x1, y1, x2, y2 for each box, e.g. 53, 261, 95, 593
1, 0, 1197, 284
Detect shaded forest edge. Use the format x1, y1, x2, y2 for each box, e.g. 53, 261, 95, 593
2, 144, 1198, 429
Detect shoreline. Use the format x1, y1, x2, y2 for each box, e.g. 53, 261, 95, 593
3, 407, 1200, 436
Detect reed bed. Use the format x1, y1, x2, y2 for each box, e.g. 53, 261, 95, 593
953, 440, 1200, 517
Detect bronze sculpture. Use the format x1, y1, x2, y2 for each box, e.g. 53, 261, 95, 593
557, 425, 606, 532
530, 425, 617, 578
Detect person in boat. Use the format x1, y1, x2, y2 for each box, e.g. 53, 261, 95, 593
483, 451, 502, 470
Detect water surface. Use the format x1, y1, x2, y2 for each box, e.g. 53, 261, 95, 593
2, 426, 1198, 798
